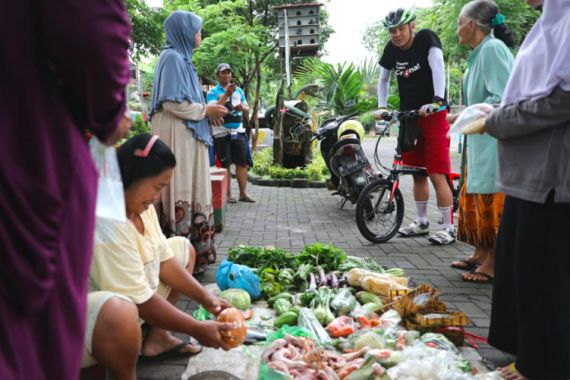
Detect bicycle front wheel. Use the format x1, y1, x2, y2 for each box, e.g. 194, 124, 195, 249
356, 179, 404, 243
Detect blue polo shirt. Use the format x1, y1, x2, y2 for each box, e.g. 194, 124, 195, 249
207, 84, 247, 130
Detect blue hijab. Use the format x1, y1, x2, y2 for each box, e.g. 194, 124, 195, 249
151, 11, 211, 146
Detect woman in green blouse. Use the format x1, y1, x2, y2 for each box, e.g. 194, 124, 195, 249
450, 0, 514, 283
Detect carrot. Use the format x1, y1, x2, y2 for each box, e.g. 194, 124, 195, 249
358, 316, 372, 329
370, 318, 381, 327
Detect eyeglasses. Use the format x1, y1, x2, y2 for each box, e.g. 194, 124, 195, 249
134, 135, 159, 157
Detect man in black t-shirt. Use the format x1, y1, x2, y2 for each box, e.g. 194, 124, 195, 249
375, 8, 455, 245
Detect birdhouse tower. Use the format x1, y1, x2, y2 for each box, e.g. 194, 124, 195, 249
275, 3, 323, 57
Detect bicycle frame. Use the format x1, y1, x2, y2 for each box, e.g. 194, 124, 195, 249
373, 110, 460, 209
356, 108, 461, 243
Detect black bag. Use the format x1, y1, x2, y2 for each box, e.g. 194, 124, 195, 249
398, 114, 421, 153
223, 101, 243, 125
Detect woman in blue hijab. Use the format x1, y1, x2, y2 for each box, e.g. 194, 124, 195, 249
151, 11, 227, 274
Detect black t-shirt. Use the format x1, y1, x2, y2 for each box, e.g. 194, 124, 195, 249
379, 29, 443, 111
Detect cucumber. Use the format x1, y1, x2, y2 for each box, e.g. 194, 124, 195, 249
267, 292, 294, 307
274, 311, 299, 328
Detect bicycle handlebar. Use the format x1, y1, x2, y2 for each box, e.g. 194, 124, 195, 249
379, 110, 419, 122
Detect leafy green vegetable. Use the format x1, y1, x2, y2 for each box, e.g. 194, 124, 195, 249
294, 263, 314, 291
330, 288, 358, 316
267, 292, 294, 307
273, 298, 292, 316
219, 289, 251, 310
300, 289, 318, 306
295, 263, 314, 281
312, 287, 336, 325
228, 245, 298, 271
278, 268, 295, 289
259, 268, 296, 297
339, 256, 405, 277
259, 268, 282, 297
297, 243, 347, 271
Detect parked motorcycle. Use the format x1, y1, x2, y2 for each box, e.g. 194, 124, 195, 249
313, 113, 372, 208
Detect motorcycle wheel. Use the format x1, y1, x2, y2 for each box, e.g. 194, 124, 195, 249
355, 179, 404, 243
348, 173, 368, 203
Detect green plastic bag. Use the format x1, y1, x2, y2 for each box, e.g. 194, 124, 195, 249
192, 306, 213, 321
265, 325, 314, 344
258, 362, 293, 380
259, 326, 314, 380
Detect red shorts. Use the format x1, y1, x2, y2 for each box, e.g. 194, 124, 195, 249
402, 110, 451, 175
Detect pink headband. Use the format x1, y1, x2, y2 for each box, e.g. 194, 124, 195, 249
133, 135, 159, 157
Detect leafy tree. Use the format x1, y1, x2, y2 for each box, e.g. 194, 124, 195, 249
294, 58, 379, 118
361, 1, 540, 106
420, 0, 540, 60
162, 0, 333, 153
126, 0, 168, 60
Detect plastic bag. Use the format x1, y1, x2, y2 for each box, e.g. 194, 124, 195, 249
89, 137, 126, 222
265, 325, 314, 344
297, 307, 332, 344
216, 260, 262, 300
345, 356, 391, 380
330, 288, 358, 316
257, 362, 293, 380
192, 306, 213, 321
325, 316, 356, 337
420, 332, 459, 353
387, 350, 474, 379
448, 103, 494, 136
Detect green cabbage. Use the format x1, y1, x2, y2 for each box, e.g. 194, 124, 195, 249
219, 288, 251, 310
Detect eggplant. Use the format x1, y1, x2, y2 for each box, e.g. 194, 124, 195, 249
329, 271, 339, 289
308, 273, 317, 291
338, 272, 349, 288
317, 266, 328, 287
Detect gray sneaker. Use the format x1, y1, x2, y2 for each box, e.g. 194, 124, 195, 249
398, 221, 430, 237
428, 228, 456, 245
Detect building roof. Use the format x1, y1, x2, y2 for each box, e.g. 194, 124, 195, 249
273, 2, 323, 10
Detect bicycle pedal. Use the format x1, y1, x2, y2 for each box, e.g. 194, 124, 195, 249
331, 191, 340, 196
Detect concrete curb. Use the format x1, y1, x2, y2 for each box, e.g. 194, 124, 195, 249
248, 174, 326, 189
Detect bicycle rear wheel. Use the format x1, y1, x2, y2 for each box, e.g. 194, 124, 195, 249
356, 179, 404, 243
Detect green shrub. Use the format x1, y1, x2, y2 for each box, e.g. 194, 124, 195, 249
305, 152, 327, 181
253, 148, 274, 177
253, 147, 327, 182
126, 119, 151, 139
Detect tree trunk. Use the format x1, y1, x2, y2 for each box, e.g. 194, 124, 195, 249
273, 79, 285, 166
251, 56, 263, 152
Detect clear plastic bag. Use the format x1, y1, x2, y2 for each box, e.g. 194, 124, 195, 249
448, 103, 494, 136
89, 137, 126, 223
388, 347, 473, 379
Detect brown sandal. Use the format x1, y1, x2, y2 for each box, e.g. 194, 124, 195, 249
462, 270, 494, 284
450, 259, 479, 271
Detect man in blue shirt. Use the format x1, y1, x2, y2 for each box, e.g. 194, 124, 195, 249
207, 63, 254, 203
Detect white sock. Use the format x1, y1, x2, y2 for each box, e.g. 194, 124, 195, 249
415, 201, 429, 225
439, 206, 454, 230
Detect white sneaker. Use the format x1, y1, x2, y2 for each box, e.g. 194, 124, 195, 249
428, 228, 456, 245
398, 221, 430, 237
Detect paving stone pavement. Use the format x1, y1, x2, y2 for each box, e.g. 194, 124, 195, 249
137, 137, 515, 379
